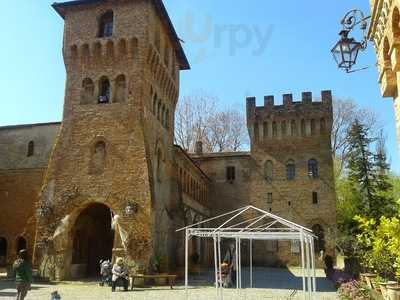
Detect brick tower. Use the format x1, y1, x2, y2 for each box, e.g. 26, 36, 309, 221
33, 0, 189, 279
246, 91, 337, 266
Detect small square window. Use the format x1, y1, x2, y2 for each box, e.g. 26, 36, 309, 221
226, 166, 236, 181
267, 193, 273, 204
312, 192, 318, 204
291, 240, 300, 254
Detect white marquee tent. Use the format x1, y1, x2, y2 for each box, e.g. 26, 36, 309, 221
177, 205, 318, 300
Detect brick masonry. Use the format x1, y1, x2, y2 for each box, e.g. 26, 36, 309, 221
0, 0, 337, 277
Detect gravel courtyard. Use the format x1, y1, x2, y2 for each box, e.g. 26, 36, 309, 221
0, 268, 338, 300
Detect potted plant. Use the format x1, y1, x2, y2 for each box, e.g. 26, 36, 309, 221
387, 284, 400, 300
153, 255, 167, 285
380, 280, 398, 300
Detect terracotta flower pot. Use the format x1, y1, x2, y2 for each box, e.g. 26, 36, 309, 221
380, 282, 398, 300
387, 285, 400, 300
364, 273, 377, 289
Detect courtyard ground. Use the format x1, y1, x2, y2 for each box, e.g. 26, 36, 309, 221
0, 267, 338, 300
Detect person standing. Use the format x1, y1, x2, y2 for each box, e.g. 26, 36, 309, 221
223, 243, 237, 287
13, 249, 32, 300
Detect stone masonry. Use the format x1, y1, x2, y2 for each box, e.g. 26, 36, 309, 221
369, 0, 400, 149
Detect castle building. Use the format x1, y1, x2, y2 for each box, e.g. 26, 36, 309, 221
368, 0, 400, 149
0, 0, 336, 279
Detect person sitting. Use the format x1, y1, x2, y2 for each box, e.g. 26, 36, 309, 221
99, 259, 112, 287
111, 257, 129, 292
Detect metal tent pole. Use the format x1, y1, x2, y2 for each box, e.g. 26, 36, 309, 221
213, 235, 218, 292
310, 237, 317, 294
238, 238, 242, 289
305, 236, 312, 300
235, 238, 239, 290
218, 234, 223, 300
185, 229, 189, 299
300, 232, 306, 300
250, 238, 253, 288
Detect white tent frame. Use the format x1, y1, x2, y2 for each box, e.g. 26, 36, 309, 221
177, 206, 317, 300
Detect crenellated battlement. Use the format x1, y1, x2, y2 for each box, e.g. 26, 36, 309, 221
246, 91, 333, 142
246, 90, 332, 115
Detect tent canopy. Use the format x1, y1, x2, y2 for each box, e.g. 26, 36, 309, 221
177, 205, 316, 241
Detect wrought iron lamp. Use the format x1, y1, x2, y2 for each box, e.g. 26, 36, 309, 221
125, 200, 138, 216
331, 9, 371, 73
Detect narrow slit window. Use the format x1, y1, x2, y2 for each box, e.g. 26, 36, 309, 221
226, 166, 236, 181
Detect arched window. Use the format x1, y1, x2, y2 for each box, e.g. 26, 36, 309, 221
291, 120, 297, 136
308, 159, 319, 178
254, 123, 259, 142
99, 77, 111, 103
320, 118, 326, 133
27, 141, 34, 157
16, 237, 27, 253
281, 121, 287, 137
130, 38, 138, 59
312, 224, 325, 253
286, 159, 296, 181
118, 39, 127, 57
114, 75, 126, 103
91, 141, 107, 174
263, 122, 268, 139
272, 122, 278, 138
0, 237, 7, 266
301, 119, 306, 136
264, 160, 273, 182
99, 11, 114, 38
81, 78, 94, 104
70, 45, 78, 60
310, 119, 316, 135
93, 42, 102, 60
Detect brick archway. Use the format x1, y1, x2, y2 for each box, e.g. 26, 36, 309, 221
70, 202, 115, 277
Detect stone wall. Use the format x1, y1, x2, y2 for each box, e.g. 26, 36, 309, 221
0, 123, 60, 170
246, 91, 336, 267
0, 169, 45, 265
0, 123, 59, 265
368, 0, 400, 149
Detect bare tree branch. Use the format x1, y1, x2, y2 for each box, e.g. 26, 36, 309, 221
174, 91, 249, 153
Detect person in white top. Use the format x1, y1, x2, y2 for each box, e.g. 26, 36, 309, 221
111, 257, 129, 292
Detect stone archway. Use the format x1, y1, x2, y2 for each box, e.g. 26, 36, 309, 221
71, 203, 114, 277
16, 237, 27, 254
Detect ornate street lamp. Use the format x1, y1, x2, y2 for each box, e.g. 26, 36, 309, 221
331, 9, 371, 73
125, 200, 138, 216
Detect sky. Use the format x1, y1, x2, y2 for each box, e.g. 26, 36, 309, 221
0, 0, 399, 173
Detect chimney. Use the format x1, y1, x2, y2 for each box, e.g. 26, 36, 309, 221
195, 141, 203, 155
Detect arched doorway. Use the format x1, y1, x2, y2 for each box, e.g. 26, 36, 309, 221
72, 203, 114, 277
16, 237, 27, 254
0, 237, 7, 266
